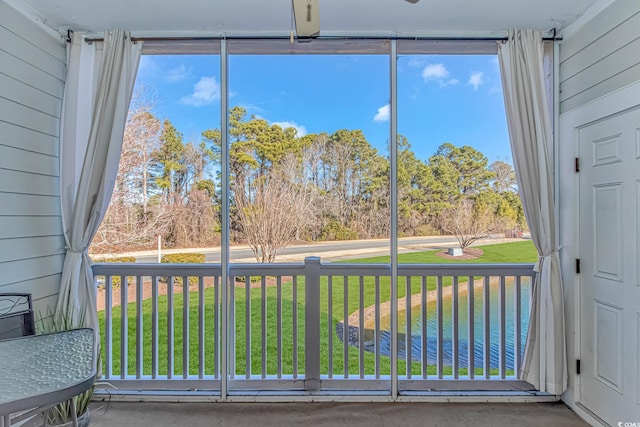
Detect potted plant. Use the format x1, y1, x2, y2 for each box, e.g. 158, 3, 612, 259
43, 390, 92, 427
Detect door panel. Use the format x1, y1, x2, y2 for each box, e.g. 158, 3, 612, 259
593, 183, 623, 282
579, 107, 640, 423
593, 300, 623, 393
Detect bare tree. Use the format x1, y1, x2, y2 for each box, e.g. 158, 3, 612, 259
489, 160, 517, 193
165, 188, 218, 247
301, 137, 328, 241
93, 202, 172, 252
235, 155, 312, 263
439, 197, 498, 250
92, 86, 170, 253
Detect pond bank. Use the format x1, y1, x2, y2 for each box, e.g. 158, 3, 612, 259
336, 276, 502, 348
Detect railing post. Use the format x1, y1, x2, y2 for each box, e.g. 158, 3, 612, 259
304, 256, 321, 391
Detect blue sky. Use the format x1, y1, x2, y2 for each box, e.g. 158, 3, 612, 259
136, 53, 511, 163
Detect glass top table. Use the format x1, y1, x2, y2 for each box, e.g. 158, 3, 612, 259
0, 328, 95, 426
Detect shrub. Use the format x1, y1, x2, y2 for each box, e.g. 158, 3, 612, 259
161, 253, 205, 286
415, 224, 441, 236
160, 253, 205, 264
94, 256, 137, 263
321, 220, 358, 241
92, 256, 136, 288
233, 275, 262, 285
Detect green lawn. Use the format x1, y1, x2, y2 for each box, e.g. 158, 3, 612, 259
99, 240, 536, 378
352, 240, 537, 264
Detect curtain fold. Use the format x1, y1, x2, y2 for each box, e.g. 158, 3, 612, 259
56, 29, 142, 332
498, 29, 567, 395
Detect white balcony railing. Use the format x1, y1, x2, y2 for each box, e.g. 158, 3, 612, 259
92, 259, 535, 394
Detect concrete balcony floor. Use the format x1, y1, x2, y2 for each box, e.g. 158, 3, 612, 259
88, 401, 588, 426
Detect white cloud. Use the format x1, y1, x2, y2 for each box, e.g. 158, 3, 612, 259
407, 57, 426, 68
421, 63, 448, 80
166, 64, 192, 83
272, 120, 307, 137
467, 71, 485, 90
373, 104, 390, 122
421, 63, 459, 86
253, 114, 307, 136
179, 76, 220, 106
241, 103, 264, 113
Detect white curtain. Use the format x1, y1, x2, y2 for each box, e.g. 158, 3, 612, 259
498, 29, 567, 395
56, 30, 142, 331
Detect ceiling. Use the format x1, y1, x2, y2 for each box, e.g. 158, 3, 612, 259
8, 0, 601, 38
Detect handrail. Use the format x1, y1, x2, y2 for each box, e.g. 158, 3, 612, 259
92, 262, 535, 276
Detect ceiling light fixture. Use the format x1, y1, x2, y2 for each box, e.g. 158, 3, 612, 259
292, 0, 320, 39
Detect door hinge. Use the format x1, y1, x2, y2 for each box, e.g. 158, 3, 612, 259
576, 359, 581, 375
575, 259, 581, 274
575, 157, 580, 172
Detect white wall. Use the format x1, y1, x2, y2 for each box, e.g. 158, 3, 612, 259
559, 0, 640, 113
558, 0, 640, 418
0, 1, 66, 314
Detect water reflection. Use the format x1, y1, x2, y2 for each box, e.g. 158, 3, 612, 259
377, 278, 531, 370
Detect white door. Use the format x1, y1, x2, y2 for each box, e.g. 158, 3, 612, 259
579, 107, 640, 424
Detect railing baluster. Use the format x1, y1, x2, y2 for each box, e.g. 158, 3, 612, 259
359, 276, 365, 379
183, 276, 189, 379
136, 275, 143, 379
499, 276, 506, 379
374, 276, 380, 379
167, 276, 174, 379
468, 275, 474, 380
151, 276, 158, 379
343, 275, 349, 379
214, 276, 220, 379
198, 276, 205, 379
452, 276, 459, 379
105, 276, 113, 379
328, 276, 333, 378
292, 276, 298, 378
120, 276, 128, 379
406, 275, 412, 378
483, 276, 490, 379
515, 275, 522, 376
261, 275, 267, 379
437, 276, 443, 379
277, 276, 282, 378
421, 276, 427, 379
229, 275, 236, 379
245, 276, 251, 379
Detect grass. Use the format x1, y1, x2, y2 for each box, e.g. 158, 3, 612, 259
351, 240, 538, 264
98, 240, 536, 379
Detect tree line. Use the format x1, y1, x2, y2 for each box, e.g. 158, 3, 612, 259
93, 102, 524, 262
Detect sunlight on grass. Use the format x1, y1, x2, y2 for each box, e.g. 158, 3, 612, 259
348, 240, 537, 264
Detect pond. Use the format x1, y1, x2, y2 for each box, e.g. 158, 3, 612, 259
376, 278, 531, 370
